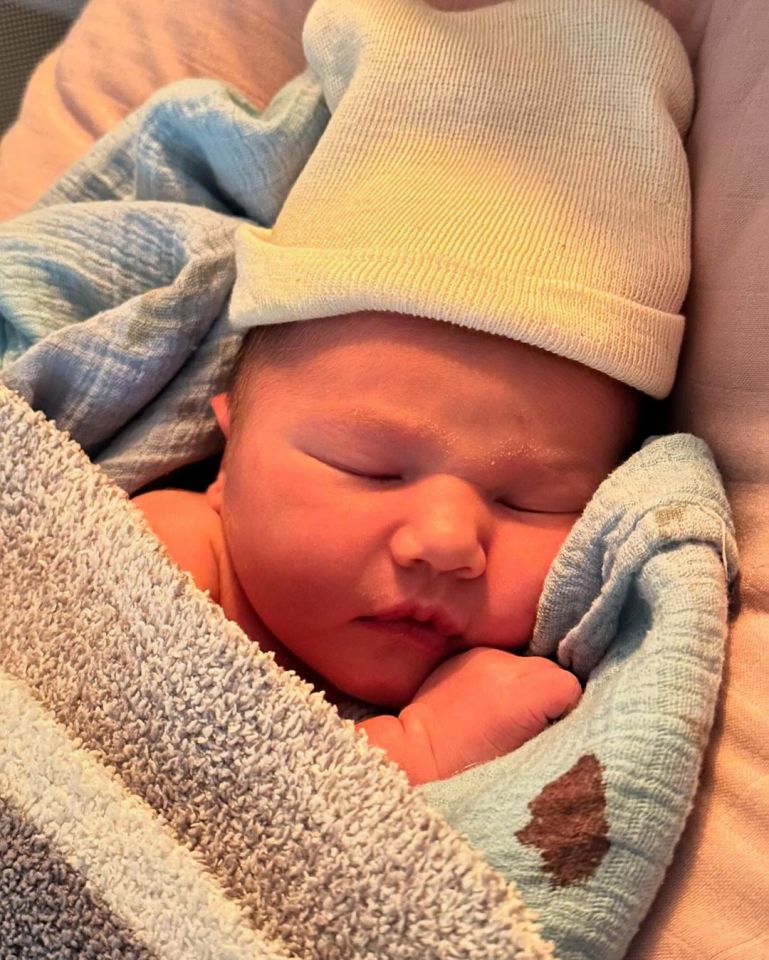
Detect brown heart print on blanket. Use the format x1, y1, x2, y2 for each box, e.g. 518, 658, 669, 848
516, 753, 610, 887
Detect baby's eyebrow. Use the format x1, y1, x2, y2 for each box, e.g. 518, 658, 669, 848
303, 407, 589, 476
308, 408, 445, 450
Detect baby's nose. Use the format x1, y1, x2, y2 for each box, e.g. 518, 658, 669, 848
389, 477, 489, 578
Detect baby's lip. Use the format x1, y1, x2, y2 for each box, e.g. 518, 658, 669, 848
364, 601, 462, 639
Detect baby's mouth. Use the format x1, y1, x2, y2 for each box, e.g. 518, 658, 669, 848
358, 616, 452, 652
366, 615, 431, 628
359, 602, 463, 640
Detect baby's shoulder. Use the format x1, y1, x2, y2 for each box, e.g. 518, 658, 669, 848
132, 487, 216, 527
131, 488, 221, 601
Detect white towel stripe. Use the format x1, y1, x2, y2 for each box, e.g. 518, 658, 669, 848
0, 671, 295, 960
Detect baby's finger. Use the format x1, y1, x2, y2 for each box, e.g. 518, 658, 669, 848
537, 669, 582, 722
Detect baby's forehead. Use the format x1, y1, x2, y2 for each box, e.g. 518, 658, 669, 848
283, 311, 517, 363
233, 312, 515, 424
231, 313, 640, 478
239, 311, 633, 416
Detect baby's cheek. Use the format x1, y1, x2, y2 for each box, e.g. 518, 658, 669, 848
524, 519, 575, 586
488, 518, 575, 647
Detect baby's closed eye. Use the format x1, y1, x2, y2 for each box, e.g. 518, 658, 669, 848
313, 455, 584, 516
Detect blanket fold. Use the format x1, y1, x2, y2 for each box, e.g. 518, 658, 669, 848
0, 69, 738, 960
422, 436, 737, 957
0, 72, 327, 493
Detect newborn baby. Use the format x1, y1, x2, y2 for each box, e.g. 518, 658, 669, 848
135, 0, 690, 785
133, 310, 640, 784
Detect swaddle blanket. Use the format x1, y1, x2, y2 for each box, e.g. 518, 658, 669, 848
0, 62, 738, 960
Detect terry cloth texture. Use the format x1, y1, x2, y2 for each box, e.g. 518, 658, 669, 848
232, 0, 694, 399
0, 384, 737, 960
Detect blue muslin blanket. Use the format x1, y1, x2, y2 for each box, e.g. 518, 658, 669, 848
0, 74, 738, 960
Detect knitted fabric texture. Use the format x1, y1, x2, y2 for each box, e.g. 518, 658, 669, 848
232, 0, 694, 398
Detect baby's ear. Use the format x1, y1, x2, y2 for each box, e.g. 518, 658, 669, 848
210, 392, 231, 439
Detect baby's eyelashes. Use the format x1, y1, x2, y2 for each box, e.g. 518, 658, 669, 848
317, 457, 582, 516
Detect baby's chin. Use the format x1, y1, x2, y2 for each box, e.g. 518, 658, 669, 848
275, 644, 416, 710
316, 664, 425, 712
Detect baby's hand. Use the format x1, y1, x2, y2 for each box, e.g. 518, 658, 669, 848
400, 648, 582, 783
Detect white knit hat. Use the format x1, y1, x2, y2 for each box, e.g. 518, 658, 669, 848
231, 0, 694, 399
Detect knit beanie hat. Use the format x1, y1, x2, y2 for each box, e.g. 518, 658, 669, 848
230, 0, 694, 399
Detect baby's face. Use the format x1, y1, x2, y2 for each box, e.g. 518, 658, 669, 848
208, 312, 639, 709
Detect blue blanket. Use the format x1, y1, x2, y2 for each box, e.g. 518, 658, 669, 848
0, 76, 738, 960
0, 72, 327, 493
